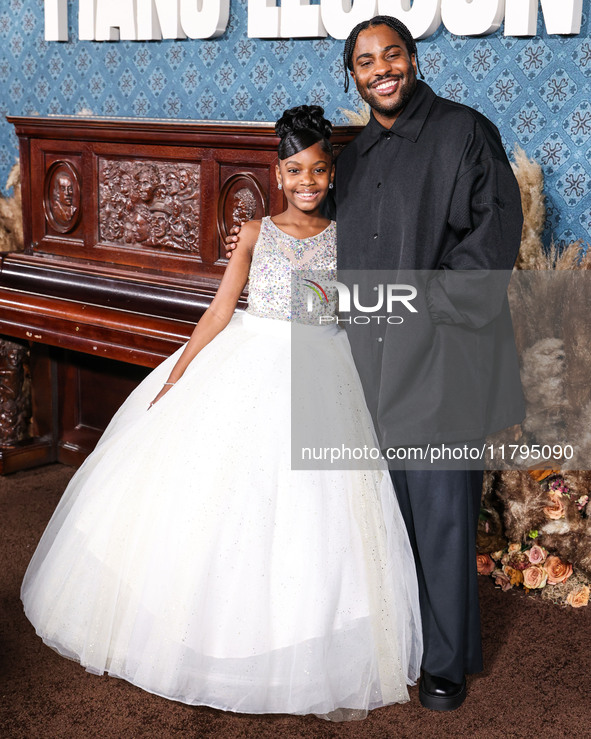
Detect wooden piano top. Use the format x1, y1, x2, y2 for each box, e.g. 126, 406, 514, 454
1, 115, 359, 367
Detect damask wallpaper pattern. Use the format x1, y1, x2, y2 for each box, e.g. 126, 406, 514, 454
0, 0, 589, 245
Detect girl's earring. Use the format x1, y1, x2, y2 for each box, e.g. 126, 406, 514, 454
329, 183, 334, 189
278, 182, 282, 190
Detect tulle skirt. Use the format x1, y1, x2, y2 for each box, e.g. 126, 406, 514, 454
21, 312, 422, 718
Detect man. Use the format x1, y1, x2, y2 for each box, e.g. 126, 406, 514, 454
336, 15, 524, 712
227, 15, 524, 712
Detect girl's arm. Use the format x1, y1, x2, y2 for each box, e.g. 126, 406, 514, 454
149, 220, 261, 407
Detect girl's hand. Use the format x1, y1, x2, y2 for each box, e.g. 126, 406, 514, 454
148, 383, 174, 409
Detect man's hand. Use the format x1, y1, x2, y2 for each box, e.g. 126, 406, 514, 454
225, 223, 243, 259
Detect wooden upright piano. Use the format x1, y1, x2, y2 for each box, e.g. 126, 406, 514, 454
0, 116, 357, 472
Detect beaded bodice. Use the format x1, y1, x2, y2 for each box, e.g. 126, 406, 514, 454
246, 216, 337, 325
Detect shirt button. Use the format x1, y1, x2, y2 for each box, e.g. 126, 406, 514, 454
373, 233, 378, 239
377, 182, 382, 188
377, 337, 383, 342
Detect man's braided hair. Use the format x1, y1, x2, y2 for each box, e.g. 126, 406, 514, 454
343, 15, 423, 92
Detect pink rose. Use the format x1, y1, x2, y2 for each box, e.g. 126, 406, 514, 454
522, 565, 548, 589
543, 491, 565, 520
508, 542, 522, 553
544, 555, 573, 585
476, 554, 495, 576
493, 570, 513, 591
566, 586, 590, 608
527, 545, 547, 565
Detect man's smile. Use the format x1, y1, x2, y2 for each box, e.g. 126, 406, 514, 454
371, 77, 401, 95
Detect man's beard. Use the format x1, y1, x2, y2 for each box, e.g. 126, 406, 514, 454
358, 73, 417, 121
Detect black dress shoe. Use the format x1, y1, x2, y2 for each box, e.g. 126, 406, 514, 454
419, 672, 466, 711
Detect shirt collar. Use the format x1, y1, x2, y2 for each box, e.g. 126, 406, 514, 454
356, 80, 436, 154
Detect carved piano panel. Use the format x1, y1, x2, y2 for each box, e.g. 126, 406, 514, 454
0, 116, 359, 471
98, 158, 201, 254
27, 132, 282, 280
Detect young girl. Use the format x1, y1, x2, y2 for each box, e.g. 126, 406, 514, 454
21, 106, 422, 721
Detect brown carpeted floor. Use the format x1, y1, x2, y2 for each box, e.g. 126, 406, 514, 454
1, 464, 590, 739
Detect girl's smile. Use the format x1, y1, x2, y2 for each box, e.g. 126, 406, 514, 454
294, 190, 320, 201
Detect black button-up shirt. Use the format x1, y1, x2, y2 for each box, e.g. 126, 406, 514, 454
331, 80, 525, 448
334, 80, 523, 272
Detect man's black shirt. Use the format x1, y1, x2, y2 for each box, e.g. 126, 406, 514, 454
334, 80, 523, 272
330, 80, 525, 448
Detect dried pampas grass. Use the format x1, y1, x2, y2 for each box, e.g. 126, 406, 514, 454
511, 145, 546, 270
482, 147, 591, 588
511, 145, 591, 270
0, 162, 23, 253
338, 101, 370, 126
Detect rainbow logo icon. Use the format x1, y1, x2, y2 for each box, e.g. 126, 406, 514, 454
303, 278, 329, 304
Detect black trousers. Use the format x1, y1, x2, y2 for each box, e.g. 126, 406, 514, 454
389, 465, 484, 683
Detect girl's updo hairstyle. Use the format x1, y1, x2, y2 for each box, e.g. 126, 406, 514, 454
275, 105, 333, 161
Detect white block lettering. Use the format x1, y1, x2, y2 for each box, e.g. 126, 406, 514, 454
441, 0, 505, 36
540, 0, 582, 35
180, 0, 230, 39
247, 0, 280, 37
321, 0, 376, 41
504, 0, 537, 36
45, 0, 68, 41
95, 0, 138, 41
377, 0, 442, 40
136, 0, 186, 40
280, 0, 327, 38
78, 0, 97, 40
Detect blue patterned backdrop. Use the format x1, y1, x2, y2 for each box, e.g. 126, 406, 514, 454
0, 0, 590, 245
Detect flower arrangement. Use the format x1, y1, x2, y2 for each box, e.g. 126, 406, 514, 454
475, 146, 591, 608
478, 473, 591, 607
477, 542, 589, 608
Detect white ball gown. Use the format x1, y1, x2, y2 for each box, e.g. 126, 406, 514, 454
21, 217, 422, 719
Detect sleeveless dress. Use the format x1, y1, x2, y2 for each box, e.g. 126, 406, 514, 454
21, 217, 422, 719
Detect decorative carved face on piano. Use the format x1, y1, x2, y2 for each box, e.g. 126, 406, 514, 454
166, 171, 180, 196
120, 172, 133, 197
232, 187, 257, 227
178, 169, 191, 192
135, 165, 159, 203
131, 208, 151, 243
149, 203, 172, 240
56, 176, 73, 206
51, 174, 77, 224
0, 340, 26, 376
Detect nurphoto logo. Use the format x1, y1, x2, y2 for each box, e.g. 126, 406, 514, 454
304, 279, 418, 325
